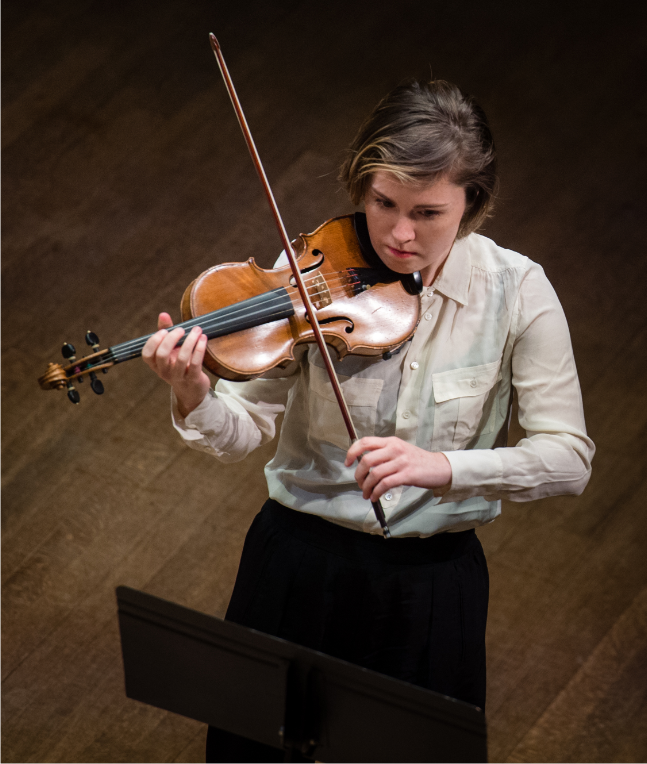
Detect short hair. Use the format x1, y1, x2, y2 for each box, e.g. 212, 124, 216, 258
339, 79, 498, 237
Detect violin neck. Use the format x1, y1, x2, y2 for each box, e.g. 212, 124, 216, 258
106, 288, 295, 366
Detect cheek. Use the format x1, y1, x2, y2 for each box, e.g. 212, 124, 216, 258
365, 208, 386, 243
437, 209, 465, 239
423, 218, 457, 243
417, 219, 461, 257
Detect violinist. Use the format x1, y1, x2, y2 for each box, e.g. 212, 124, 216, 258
142, 78, 594, 763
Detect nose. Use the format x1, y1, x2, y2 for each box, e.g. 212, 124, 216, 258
391, 215, 415, 246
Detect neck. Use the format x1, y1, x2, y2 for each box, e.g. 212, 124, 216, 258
107, 288, 295, 365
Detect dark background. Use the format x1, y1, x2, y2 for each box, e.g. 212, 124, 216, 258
3, 1, 647, 761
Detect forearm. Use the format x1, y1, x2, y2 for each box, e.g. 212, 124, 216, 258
441, 428, 593, 503
172, 375, 295, 463
172, 390, 264, 463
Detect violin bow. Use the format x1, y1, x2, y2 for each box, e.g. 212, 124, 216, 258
209, 33, 391, 538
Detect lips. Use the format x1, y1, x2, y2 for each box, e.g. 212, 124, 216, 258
388, 246, 417, 258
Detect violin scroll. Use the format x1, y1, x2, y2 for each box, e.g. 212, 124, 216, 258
38, 331, 112, 403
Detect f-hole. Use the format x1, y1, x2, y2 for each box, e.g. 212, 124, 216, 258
304, 314, 354, 333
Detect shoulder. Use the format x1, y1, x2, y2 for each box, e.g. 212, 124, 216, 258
464, 233, 555, 303
465, 232, 534, 274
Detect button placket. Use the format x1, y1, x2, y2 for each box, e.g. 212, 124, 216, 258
397, 292, 437, 441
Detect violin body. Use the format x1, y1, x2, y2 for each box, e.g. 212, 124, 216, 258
182, 214, 422, 381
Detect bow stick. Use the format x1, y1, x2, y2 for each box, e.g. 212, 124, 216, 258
209, 33, 391, 538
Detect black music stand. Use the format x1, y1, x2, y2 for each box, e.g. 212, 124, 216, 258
116, 586, 487, 762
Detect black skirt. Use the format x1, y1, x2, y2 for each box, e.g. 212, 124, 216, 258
207, 499, 489, 762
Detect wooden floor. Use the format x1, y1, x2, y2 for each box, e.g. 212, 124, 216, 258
3, 1, 647, 761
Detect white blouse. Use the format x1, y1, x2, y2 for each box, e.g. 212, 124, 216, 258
172, 232, 594, 538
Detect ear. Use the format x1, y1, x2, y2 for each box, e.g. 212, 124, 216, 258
464, 185, 479, 205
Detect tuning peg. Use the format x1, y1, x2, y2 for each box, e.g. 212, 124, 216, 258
62, 343, 77, 361
66, 383, 80, 404
85, 331, 100, 352
89, 372, 104, 395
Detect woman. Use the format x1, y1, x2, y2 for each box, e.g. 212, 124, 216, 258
143, 79, 594, 762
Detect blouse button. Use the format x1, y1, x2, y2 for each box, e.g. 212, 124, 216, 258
470, 378, 477, 388
424, 312, 433, 320
402, 410, 411, 419
410, 361, 419, 370
384, 492, 393, 501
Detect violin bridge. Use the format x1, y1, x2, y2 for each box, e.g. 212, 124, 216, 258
309, 273, 333, 309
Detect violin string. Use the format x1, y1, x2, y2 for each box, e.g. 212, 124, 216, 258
107, 285, 363, 364
111, 273, 362, 357
107, 277, 365, 363
108, 297, 326, 363
109, 271, 368, 357
109, 275, 362, 359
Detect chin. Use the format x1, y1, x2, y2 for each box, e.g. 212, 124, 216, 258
383, 258, 417, 274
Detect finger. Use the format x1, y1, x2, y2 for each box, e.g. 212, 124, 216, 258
356, 459, 396, 500
354, 458, 370, 488
157, 312, 174, 330
187, 333, 208, 374
357, 464, 382, 500
349, 440, 395, 491
345, 436, 388, 467
353, 447, 387, 484
154, 327, 186, 373
358, 449, 411, 498
142, 329, 169, 367
353, 442, 401, 482
354, 455, 383, 496
368, 472, 402, 502
172, 327, 203, 379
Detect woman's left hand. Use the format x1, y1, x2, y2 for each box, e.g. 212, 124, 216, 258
345, 436, 452, 502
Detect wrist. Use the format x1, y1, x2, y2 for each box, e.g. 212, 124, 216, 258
433, 452, 453, 495
175, 390, 208, 419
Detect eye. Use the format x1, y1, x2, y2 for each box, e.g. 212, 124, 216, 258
420, 209, 440, 219
373, 195, 394, 208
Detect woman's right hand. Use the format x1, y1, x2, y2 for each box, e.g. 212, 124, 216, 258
142, 312, 211, 418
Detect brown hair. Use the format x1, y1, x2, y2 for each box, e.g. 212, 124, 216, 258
339, 79, 497, 237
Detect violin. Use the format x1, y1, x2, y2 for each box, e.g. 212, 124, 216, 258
38, 33, 420, 537
37, 213, 421, 396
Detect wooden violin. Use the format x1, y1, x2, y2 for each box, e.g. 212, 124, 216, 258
37, 213, 421, 397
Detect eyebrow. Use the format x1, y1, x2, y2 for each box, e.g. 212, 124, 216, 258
371, 187, 450, 209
